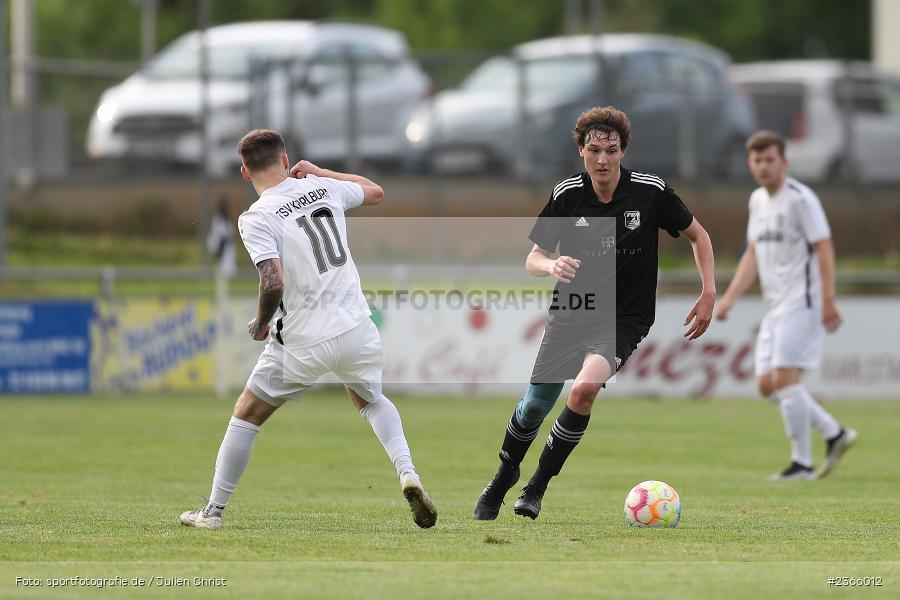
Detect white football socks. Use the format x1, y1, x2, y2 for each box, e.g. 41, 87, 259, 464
359, 395, 417, 480
774, 384, 813, 468
799, 387, 842, 440
208, 416, 260, 512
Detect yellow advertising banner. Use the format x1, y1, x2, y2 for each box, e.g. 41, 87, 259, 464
91, 298, 218, 393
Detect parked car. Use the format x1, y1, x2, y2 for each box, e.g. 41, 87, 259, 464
87, 21, 430, 175
731, 60, 900, 182
403, 34, 755, 179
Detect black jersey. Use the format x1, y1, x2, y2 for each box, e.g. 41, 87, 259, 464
529, 168, 694, 328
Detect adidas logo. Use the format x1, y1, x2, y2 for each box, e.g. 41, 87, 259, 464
575, 216, 589, 227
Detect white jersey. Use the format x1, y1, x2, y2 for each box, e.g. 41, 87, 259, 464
747, 177, 831, 315
238, 175, 371, 348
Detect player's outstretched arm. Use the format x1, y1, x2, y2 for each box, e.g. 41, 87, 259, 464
814, 237, 842, 332
290, 160, 384, 206
680, 218, 716, 340
248, 258, 284, 341
526, 244, 580, 283
715, 242, 758, 321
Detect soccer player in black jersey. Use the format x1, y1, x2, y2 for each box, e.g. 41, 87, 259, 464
474, 106, 716, 520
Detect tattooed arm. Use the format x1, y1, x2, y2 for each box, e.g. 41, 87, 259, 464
248, 258, 284, 341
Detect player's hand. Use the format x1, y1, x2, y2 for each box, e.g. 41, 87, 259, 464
247, 317, 270, 341
714, 298, 732, 321
684, 291, 715, 340
290, 160, 323, 179
551, 256, 581, 283
823, 298, 842, 333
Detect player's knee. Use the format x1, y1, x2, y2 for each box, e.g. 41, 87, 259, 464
569, 380, 601, 408
516, 383, 563, 428
517, 401, 550, 428
770, 372, 796, 392
233, 388, 274, 425
757, 379, 775, 398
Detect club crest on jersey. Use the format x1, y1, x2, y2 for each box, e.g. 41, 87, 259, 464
624, 210, 641, 230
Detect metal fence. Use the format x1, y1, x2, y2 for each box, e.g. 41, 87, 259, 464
5, 45, 900, 186
2, 265, 897, 299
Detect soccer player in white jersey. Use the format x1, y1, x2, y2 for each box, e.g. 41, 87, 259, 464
181, 129, 437, 528
716, 130, 856, 481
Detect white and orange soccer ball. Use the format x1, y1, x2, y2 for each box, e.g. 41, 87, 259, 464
624, 480, 682, 528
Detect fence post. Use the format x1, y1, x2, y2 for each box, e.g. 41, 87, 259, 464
197, 0, 211, 267
100, 266, 116, 298
344, 48, 360, 173
678, 70, 697, 181
514, 56, 531, 178
0, 0, 7, 267
214, 269, 229, 397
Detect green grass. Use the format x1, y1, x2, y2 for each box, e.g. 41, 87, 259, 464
1, 393, 898, 599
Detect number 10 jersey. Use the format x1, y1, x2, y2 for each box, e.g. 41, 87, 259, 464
238, 175, 371, 348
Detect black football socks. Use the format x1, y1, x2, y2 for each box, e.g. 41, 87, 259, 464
534, 405, 590, 483
500, 410, 540, 467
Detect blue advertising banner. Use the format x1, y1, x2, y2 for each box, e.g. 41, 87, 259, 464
0, 301, 93, 394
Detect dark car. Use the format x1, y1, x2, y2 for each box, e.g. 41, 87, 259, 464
404, 34, 755, 179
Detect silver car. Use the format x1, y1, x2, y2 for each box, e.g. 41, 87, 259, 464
732, 60, 900, 182
87, 21, 430, 175
404, 34, 755, 179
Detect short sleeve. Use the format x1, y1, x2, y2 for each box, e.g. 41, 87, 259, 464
795, 190, 831, 244
238, 210, 279, 266
314, 175, 364, 211
746, 195, 755, 243
528, 196, 564, 252
657, 186, 694, 238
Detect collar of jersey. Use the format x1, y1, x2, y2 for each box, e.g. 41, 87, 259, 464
583, 168, 628, 206
259, 176, 293, 197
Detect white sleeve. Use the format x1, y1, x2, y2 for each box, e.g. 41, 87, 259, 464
746, 195, 755, 243
238, 210, 280, 265
795, 190, 831, 244
317, 175, 364, 211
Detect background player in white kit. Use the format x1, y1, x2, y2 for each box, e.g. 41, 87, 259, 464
716, 130, 856, 481
181, 129, 437, 528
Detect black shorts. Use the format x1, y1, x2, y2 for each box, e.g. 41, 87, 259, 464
529, 317, 649, 384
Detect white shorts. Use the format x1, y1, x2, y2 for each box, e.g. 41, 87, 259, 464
755, 308, 825, 376
246, 319, 383, 407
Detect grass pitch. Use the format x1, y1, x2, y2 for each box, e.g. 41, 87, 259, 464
1, 392, 898, 599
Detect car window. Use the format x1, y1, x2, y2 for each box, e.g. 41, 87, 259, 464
306, 42, 394, 86
462, 55, 597, 99
526, 56, 598, 99
144, 34, 295, 81
618, 51, 667, 91
742, 81, 805, 138
835, 77, 888, 114
665, 54, 721, 93
461, 57, 517, 91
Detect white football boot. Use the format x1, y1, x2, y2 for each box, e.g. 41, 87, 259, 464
180, 499, 223, 529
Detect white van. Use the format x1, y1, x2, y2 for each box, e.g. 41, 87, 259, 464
732, 60, 900, 182
87, 21, 430, 175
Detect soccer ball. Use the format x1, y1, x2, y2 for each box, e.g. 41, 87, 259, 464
624, 480, 681, 528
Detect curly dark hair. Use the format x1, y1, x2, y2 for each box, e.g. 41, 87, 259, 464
572, 106, 632, 150
237, 129, 286, 172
